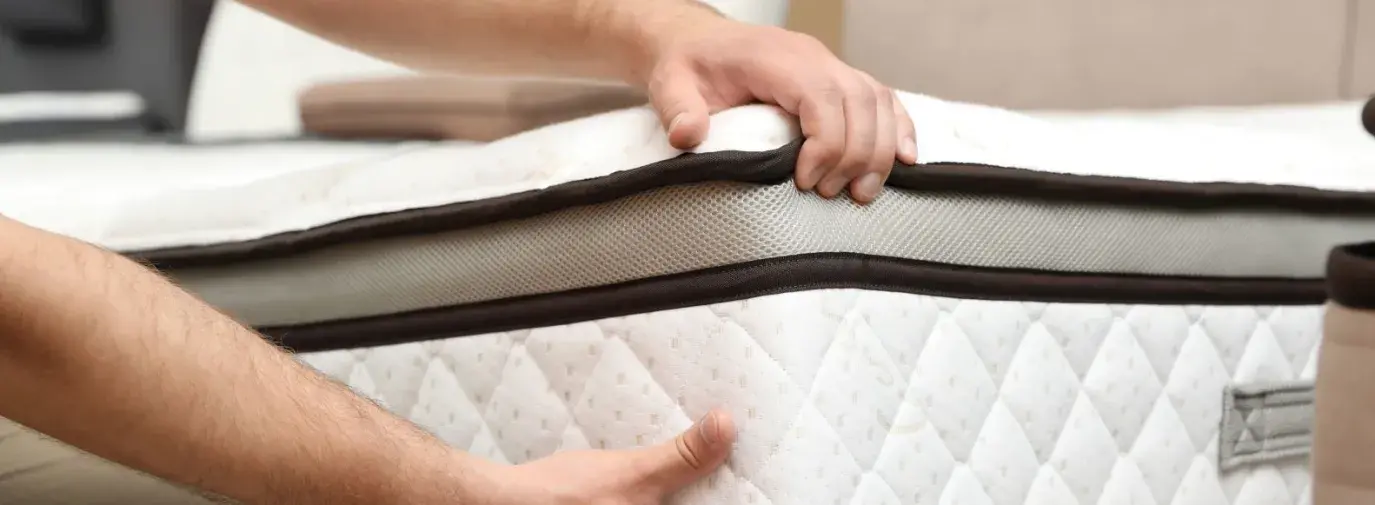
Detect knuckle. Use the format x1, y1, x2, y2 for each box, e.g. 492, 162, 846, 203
873, 82, 894, 104
843, 79, 877, 106
809, 82, 846, 104
870, 155, 894, 175
831, 150, 862, 174
842, 157, 870, 176
812, 141, 845, 165
855, 70, 880, 88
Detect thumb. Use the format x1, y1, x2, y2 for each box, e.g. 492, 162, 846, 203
639, 409, 736, 495
648, 68, 711, 151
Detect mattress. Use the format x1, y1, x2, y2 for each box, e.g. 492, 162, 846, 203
5, 92, 1375, 505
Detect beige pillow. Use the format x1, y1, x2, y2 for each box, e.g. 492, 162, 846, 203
298, 75, 648, 141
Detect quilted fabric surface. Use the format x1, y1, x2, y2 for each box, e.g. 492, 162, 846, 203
299, 289, 1321, 505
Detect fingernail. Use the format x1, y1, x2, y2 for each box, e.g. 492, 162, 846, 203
818, 175, 848, 198
669, 113, 686, 133
698, 412, 720, 445
855, 173, 883, 202
796, 167, 819, 191
899, 137, 917, 162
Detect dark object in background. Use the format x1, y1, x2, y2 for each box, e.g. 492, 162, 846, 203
1363, 95, 1375, 139
0, 0, 107, 47
0, 0, 216, 140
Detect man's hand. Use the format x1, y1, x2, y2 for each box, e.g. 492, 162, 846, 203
242, 0, 914, 204
0, 214, 735, 504
482, 409, 736, 505
642, 16, 918, 204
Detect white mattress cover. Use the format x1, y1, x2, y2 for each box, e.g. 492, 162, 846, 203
3, 93, 1375, 253
303, 289, 1321, 505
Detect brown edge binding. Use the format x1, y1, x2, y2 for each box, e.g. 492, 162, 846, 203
260, 253, 1326, 353
134, 139, 1375, 270
1327, 242, 1375, 309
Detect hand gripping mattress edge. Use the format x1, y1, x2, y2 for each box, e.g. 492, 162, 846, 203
4, 93, 1365, 505
5, 92, 1375, 344
7, 92, 1375, 253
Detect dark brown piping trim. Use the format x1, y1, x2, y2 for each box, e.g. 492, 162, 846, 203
260, 253, 1325, 353
136, 143, 800, 270
888, 162, 1375, 213
135, 140, 1375, 270
1329, 242, 1375, 309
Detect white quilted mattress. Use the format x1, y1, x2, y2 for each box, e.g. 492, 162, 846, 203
5, 92, 1374, 505
303, 293, 1323, 505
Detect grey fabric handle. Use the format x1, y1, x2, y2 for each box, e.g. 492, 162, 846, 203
1219, 381, 1316, 470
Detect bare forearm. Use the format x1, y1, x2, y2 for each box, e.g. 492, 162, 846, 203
240, 0, 725, 84
0, 217, 486, 504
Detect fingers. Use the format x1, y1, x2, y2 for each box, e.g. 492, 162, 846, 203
893, 89, 918, 165
795, 86, 846, 192
801, 72, 903, 204
648, 64, 712, 151
638, 409, 736, 495
816, 79, 878, 200
849, 79, 898, 203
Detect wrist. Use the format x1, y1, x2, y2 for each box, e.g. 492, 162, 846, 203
388, 445, 502, 505
594, 0, 733, 86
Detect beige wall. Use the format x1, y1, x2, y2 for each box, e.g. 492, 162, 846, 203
786, 0, 844, 54
1351, 1, 1375, 97
836, 0, 1372, 109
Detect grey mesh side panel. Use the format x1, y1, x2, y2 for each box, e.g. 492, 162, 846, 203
169, 182, 1375, 327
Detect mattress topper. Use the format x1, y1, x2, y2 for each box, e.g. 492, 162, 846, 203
4, 92, 1375, 343
5, 92, 1375, 253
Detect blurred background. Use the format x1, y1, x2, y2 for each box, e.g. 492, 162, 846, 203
2, 0, 1373, 143
803, 0, 1374, 110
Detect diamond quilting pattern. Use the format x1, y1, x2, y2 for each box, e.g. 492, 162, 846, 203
1082, 322, 1166, 451
908, 318, 1001, 464
1130, 396, 1198, 505
1164, 332, 1233, 453
408, 358, 486, 449
807, 315, 907, 471
872, 404, 959, 505
301, 290, 1322, 505
1048, 395, 1120, 504
997, 324, 1080, 463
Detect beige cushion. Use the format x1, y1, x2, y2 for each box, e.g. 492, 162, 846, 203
297, 76, 648, 142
